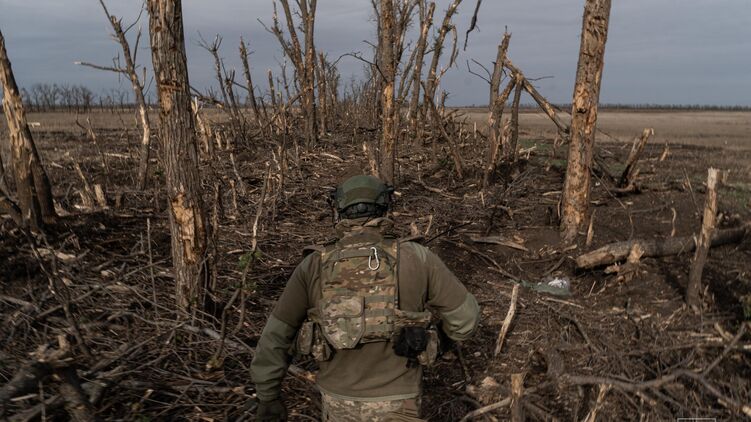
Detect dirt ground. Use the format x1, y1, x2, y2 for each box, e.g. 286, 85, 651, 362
1, 109, 750, 421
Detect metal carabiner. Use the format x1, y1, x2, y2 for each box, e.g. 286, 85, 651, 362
368, 246, 380, 271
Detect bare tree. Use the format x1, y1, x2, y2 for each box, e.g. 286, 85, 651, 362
77, 0, 152, 190
0, 29, 57, 229
267, 0, 318, 146
239, 38, 264, 131
407, 1, 435, 132
560, 0, 612, 242
147, 0, 210, 313
481, 32, 512, 188
378, 0, 398, 184
422, 0, 462, 120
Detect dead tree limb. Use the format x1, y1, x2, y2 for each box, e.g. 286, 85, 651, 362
575, 225, 749, 269
458, 382, 552, 422
422, 0, 462, 120
504, 58, 568, 136
481, 32, 512, 189
506, 74, 523, 161
563, 370, 751, 418
463, 0, 483, 50
239, 38, 264, 132
407, 1, 435, 132
686, 168, 720, 309
494, 283, 519, 356
423, 82, 464, 178
0, 187, 22, 226
618, 128, 653, 188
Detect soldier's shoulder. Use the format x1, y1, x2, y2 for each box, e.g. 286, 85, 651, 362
302, 239, 336, 257
398, 240, 432, 264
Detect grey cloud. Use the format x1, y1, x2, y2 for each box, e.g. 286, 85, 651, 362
0, 0, 748, 106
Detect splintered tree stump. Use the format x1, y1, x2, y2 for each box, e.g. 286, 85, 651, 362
0, 29, 57, 228
686, 168, 720, 309
618, 128, 654, 188
576, 225, 748, 269
510, 372, 525, 422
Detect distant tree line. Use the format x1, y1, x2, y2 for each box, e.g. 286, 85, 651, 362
463, 102, 751, 111
9, 83, 160, 113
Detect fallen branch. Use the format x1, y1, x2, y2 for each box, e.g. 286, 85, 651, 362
494, 283, 519, 356
459, 382, 551, 421
575, 225, 749, 269
179, 324, 315, 383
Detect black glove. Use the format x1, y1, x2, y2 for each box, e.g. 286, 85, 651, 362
256, 398, 287, 422
436, 321, 455, 356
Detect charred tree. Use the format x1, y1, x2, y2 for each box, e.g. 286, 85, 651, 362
0, 29, 56, 229
77, 0, 152, 190
147, 0, 210, 313
560, 0, 612, 242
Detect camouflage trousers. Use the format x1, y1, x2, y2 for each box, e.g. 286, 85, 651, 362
321, 392, 423, 422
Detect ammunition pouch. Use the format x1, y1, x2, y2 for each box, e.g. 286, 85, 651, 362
295, 310, 332, 362
393, 325, 438, 368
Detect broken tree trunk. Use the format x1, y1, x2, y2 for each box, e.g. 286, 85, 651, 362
147, 0, 210, 313
618, 128, 653, 188
407, 1, 435, 133
481, 32, 511, 189
422, 0, 462, 121
379, 0, 397, 185
686, 168, 720, 309
0, 29, 57, 228
505, 74, 523, 161
239, 38, 264, 132
576, 224, 748, 269
560, 0, 612, 242
317, 52, 328, 136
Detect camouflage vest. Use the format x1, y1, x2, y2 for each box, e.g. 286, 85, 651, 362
307, 229, 432, 351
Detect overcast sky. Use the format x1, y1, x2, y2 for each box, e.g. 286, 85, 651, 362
0, 0, 749, 106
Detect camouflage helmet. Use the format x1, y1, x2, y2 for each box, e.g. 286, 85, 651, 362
334, 175, 392, 217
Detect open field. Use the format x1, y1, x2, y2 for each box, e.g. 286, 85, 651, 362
460, 109, 751, 150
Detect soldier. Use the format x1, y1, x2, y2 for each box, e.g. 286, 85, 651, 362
250, 175, 480, 421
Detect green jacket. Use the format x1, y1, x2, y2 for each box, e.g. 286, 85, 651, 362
250, 218, 479, 401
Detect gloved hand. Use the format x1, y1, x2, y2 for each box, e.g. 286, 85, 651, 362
256, 398, 287, 422
436, 321, 455, 356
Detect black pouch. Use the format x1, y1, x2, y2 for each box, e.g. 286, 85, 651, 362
393, 326, 428, 367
